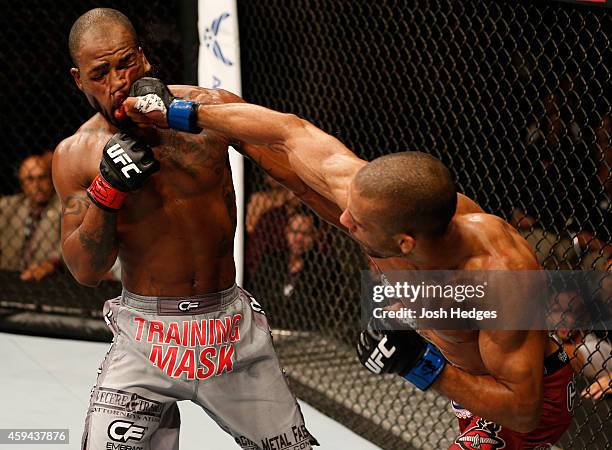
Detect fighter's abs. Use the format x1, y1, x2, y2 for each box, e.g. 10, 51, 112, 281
114, 129, 237, 296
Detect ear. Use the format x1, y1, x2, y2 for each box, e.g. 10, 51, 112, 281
395, 233, 415, 256
138, 47, 152, 74
70, 67, 83, 91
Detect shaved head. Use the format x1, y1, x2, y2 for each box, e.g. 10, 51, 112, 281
69, 8, 137, 66
354, 152, 457, 237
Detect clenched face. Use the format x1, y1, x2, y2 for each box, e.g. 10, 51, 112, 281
70, 23, 150, 126
339, 181, 401, 258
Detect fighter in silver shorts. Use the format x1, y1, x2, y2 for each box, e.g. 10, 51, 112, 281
54, 8, 316, 450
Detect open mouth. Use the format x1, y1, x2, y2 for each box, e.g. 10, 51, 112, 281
112, 97, 128, 122
112, 91, 128, 111
112, 97, 125, 112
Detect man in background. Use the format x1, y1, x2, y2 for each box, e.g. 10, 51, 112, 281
0, 153, 61, 280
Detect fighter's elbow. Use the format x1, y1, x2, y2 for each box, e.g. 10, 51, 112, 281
268, 114, 310, 152
281, 114, 307, 137
512, 417, 540, 434
71, 269, 102, 287
510, 398, 542, 433
65, 260, 103, 287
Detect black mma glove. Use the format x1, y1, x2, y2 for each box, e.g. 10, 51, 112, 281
129, 77, 201, 133
356, 317, 447, 391
87, 132, 160, 211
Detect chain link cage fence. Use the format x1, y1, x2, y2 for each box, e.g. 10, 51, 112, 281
0, 0, 609, 449
238, 0, 610, 449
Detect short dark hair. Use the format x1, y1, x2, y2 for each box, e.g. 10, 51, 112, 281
354, 151, 457, 236
69, 8, 137, 66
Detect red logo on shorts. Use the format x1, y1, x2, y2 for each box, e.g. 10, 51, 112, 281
455, 418, 506, 450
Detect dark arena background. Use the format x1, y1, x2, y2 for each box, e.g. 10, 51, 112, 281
0, 1, 609, 449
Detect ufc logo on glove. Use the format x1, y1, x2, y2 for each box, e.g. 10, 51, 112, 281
365, 336, 396, 374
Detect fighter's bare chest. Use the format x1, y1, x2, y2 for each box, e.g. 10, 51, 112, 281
86, 129, 229, 194
151, 130, 227, 184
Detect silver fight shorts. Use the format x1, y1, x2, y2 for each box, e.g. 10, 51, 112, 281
82, 284, 317, 450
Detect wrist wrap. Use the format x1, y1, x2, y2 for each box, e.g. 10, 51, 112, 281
402, 343, 447, 391
87, 174, 128, 211
167, 99, 201, 133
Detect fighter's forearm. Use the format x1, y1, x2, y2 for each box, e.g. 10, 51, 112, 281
197, 103, 298, 148
432, 364, 541, 433
125, 90, 360, 207
62, 199, 119, 286
196, 103, 363, 208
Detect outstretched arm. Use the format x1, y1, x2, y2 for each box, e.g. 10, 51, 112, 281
194, 102, 365, 211
121, 84, 482, 219
122, 93, 365, 212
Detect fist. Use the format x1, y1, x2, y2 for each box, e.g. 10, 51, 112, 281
356, 318, 424, 375
88, 133, 160, 211
118, 77, 201, 133
117, 77, 173, 128
100, 132, 160, 192
356, 317, 447, 391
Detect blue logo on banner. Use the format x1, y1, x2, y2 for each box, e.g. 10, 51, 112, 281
203, 13, 234, 66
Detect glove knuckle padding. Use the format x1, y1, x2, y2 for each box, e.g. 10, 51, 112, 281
129, 77, 173, 106
356, 318, 446, 389
130, 77, 201, 134
101, 132, 159, 192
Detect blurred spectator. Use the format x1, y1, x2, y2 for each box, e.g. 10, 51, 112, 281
282, 213, 316, 297
548, 269, 612, 401
515, 94, 611, 269
560, 328, 612, 401
525, 93, 582, 158
568, 114, 612, 270
513, 93, 577, 267
253, 207, 348, 334
0, 154, 61, 280
575, 332, 611, 401
245, 175, 299, 276
246, 178, 350, 333
577, 114, 612, 269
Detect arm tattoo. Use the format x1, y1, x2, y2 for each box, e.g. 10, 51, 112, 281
62, 193, 91, 216
158, 129, 221, 178
78, 211, 117, 272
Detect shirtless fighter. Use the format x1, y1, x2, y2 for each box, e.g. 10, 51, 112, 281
121, 94, 577, 449
54, 8, 316, 450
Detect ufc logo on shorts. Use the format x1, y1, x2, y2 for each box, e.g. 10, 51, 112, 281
248, 296, 265, 314
365, 336, 396, 374
107, 143, 142, 179
107, 420, 147, 443
178, 301, 200, 312
567, 379, 576, 412
103, 309, 113, 327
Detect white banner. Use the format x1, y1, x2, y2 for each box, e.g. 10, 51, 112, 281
198, 0, 244, 284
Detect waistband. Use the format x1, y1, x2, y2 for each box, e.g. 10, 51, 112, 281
544, 346, 571, 376
121, 284, 239, 316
